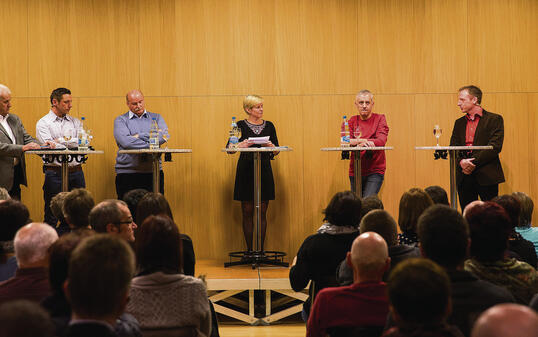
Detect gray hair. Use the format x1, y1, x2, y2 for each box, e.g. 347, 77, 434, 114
356, 89, 374, 101
14, 223, 58, 266
89, 199, 128, 233
0, 188, 10, 201
0, 84, 11, 97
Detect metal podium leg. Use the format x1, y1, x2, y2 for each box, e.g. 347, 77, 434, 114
353, 152, 362, 198
254, 152, 261, 252
152, 154, 160, 193
61, 161, 69, 192
449, 150, 457, 209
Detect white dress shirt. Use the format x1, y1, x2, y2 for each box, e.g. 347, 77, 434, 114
36, 110, 83, 166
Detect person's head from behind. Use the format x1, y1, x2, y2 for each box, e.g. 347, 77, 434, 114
492, 194, 521, 230
0, 200, 30, 245
122, 188, 149, 225
0, 300, 54, 337
14, 223, 58, 269
471, 303, 538, 337
359, 209, 397, 247
50, 192, 69, 225
360, 195, 384, 219
136, 215, 182, 275
63, 188, 95, 230
136, 192, 173, 227
398, 188, 433, 234
425, 185, 449, 206
65, 234, 135, 322
418, 205, 469, 269
89, 200, 137, 242
512, 192, 534, 228
346, 232, 389, 283
388, 258, 451, 327
465, 202, 511, 263
323, 191, 362, 228
48, 230, 95, 297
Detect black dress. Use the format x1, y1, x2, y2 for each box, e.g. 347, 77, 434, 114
233, 120, 279, 201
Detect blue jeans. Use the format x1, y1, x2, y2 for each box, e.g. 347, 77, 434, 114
349, 173, 384, 197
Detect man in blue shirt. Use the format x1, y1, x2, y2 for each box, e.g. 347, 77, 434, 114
113, 90, 168, 199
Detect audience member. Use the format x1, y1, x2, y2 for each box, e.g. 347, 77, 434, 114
290, 191, 361, 321
0, 200, 30, 281
513, 192, 538, 256
63, 188, 95, 231
492, 194, 537, 267
63, 235, 135, 337
0, 223, 58, 303
464, 202, 538, 304
359, 194, 384, 219
471, 303, 538, 337
127, 215, 211, 337
0, 299, 54, 337
425, 185, 450, 206
397, 188, 433, 246
89, 199, 137, 242
383, 258, 464, 337
135, 192, 195, 276
122, 188, 148, 225
50, 191, 70, 236
0, 187, 10, 201
307, 232, 389, 337
418, 205, 515, 336
337, 209, 420, 285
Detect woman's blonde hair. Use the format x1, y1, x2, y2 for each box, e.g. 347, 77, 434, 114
243, 95, 263, 113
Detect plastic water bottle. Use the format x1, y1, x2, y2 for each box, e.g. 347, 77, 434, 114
340, 115, 350, 147
78, 117, 89, 151
149, 117, 159, 150
229, 117, 241, 149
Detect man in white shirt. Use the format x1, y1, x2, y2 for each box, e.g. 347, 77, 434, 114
36, 88, 85, 226
0, 84, 44, 200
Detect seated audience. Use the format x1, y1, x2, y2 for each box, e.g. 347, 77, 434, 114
50, 191, 70, 236
89, 199, 137, 242
127, 215, 211, 337
383, 258, 464, 337
63, 235, 135, 337
492, 194, 537, 267
337, 209, 420, 285
397, 188, 433, 246
307, 232, 389, 337
0, 200, 30, 281
360, 195, 384, 219
136, 192, 195, 276
464, 202, 538, 304
513, 192, 538, 256
425, 185, 450, 206
290, 191, 361, 320
0, 299, 54, 337
418, 205, 515, 336
63, 188, 95, 231
471, 304, 538, 337
122, 188, 148, 225
0, 223, 58, 303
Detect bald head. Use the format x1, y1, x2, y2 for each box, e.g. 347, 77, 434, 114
126, 90, 145, 116
14, 223, 58, 268
471, 304, 538, 337
349, 232, 389, 282
463, 200, 484, 217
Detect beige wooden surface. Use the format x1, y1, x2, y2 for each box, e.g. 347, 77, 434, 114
0, 0, 536, 262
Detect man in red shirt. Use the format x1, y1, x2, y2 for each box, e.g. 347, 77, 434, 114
450, 85, 504, 211
348, 90, 389, 197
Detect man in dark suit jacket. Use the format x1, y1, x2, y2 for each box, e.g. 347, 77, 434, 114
0, 84, 46, 200
450, 85, 504, 211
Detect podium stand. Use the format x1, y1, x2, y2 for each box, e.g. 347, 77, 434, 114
118, 148, 192, 193
415, 146, 493, 209
28, 149, 104, 192
223, 146, 292, 268
321, 146, 393, 198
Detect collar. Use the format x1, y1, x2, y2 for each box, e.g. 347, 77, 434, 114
0, 113, 9, 122
466, 109, 483, 121
46, 110, 72, 122
317, 222, 359, 235
69, 318, 114, 331
128, 110, 147, 119
15, 267, 48, 276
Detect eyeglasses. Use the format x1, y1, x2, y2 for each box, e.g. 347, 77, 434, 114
115, 218, 134, 226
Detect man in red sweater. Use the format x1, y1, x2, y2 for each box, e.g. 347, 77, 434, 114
348, 90, 389, 197
306, 232, 390, 337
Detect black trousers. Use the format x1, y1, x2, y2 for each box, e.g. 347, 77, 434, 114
115, 171, 164, 200
457, 174, 499, 212
8, 164, 23, 200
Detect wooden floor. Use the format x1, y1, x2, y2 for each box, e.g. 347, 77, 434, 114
219, 323, 306, 337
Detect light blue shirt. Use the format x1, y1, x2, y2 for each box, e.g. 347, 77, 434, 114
113, 110, 169, 173
516, 226, 538, 256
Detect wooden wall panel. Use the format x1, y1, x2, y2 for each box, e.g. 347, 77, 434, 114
529, 94, 538, 225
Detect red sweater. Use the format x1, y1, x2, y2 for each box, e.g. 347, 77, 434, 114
348, 113, 389, 177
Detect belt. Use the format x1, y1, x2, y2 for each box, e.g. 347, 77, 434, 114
44, 165, 83, 173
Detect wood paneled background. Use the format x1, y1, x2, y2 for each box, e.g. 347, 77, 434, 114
1, 0, 536, 260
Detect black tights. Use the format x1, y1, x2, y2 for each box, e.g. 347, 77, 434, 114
241, 201, 269, 252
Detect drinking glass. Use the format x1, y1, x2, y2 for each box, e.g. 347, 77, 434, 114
433, 124, 442, 147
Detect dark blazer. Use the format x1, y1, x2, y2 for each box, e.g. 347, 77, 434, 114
449, 110, 505, 186
63, 322, 117, 337
0, 113, 38, 190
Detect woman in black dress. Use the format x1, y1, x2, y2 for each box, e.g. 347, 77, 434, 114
230, 95, 279, 253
